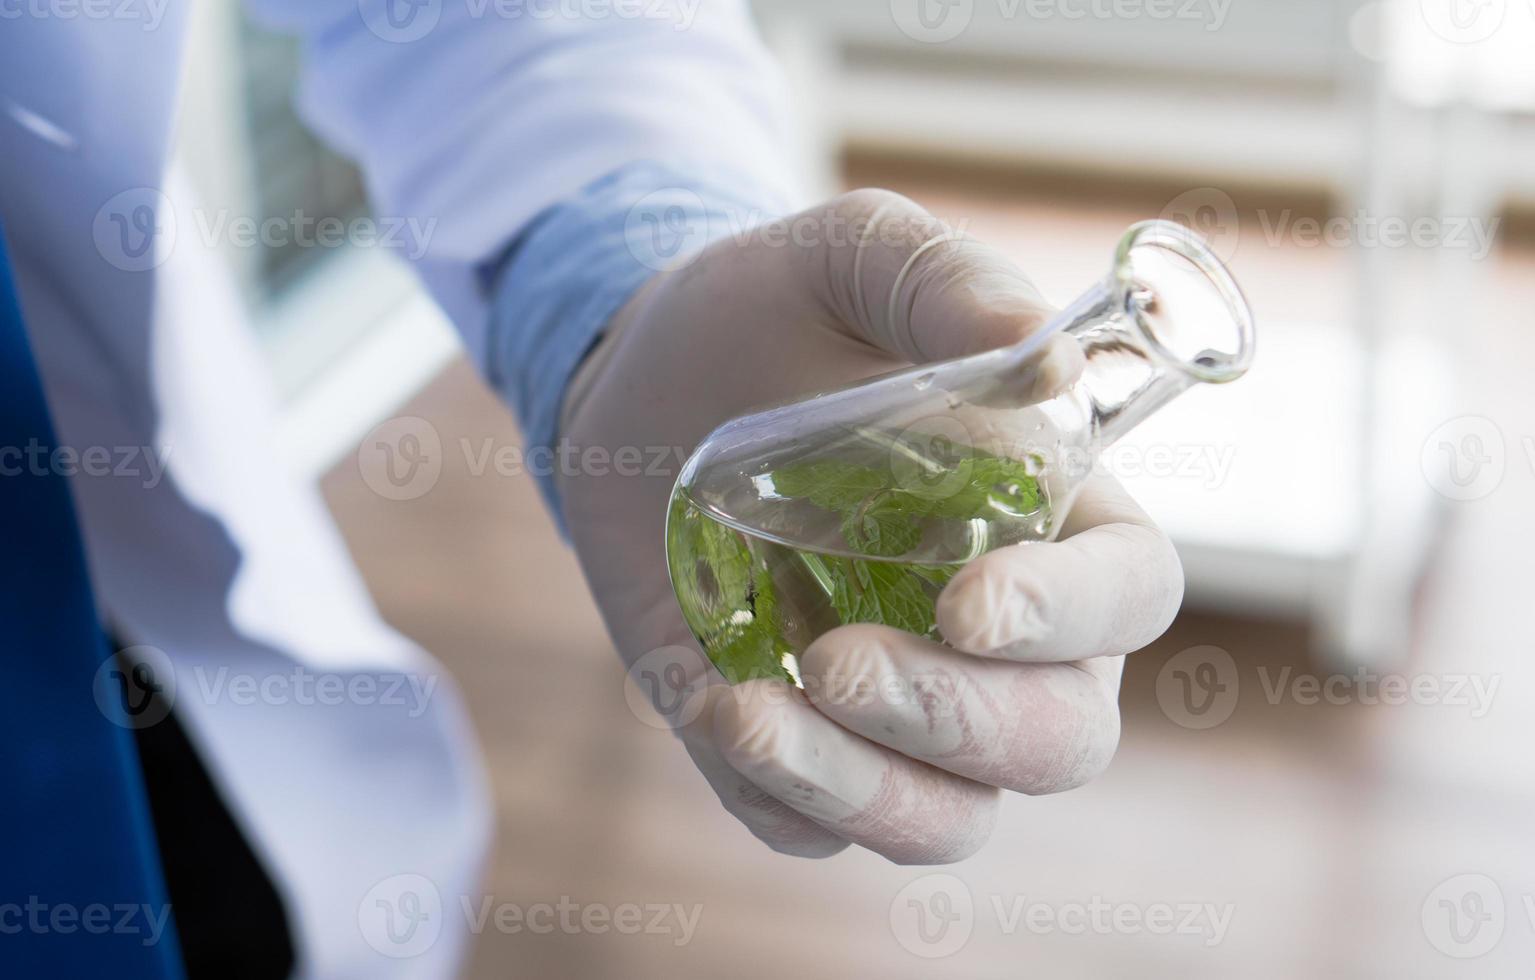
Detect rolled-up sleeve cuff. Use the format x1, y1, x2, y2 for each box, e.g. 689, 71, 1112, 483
486, 159, 791, 531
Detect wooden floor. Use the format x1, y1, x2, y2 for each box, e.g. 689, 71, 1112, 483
320, 172, 1535, 979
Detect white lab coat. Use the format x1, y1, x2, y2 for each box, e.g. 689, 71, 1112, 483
0, 3, 793, 977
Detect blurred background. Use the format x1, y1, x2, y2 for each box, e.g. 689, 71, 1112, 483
174, 0, 1534, 975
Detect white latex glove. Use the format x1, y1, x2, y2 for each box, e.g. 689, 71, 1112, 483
557, 190, 1183, 864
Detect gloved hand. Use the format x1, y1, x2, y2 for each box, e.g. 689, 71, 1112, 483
556, 190, 1183, 863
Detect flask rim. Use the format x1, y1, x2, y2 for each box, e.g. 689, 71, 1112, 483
1112, 219, 1255, 385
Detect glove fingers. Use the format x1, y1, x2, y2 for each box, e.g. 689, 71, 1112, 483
710, 678, 999, 865
805, 189, 1059, 364
935, 473, 1184, 663
677, 684, 850, 859
799, 624, 1122, 795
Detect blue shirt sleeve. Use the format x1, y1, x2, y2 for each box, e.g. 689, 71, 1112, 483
485, 160, 790, 531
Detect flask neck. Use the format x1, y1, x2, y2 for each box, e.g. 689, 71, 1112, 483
1063, 279, 1193, 446
1056, 221, 1255, 447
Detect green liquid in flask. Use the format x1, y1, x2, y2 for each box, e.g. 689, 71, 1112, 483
665, 446, 1053, 685
665, 221, 1259, 686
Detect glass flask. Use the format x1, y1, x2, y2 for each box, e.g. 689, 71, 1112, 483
666, 220, 1255, 685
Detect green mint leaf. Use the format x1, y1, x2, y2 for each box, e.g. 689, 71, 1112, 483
708, 586, 789, 685
908, 563, 962, 590
840, 493, 924, 558
970, 455, 1043, 513
828, 558, 943, 637
903, 452, 1043, 519
667, 495, 791, 685
754, 440, 1047, 651
770, 461, 890, 512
